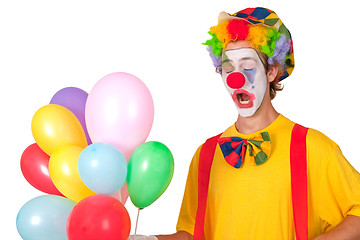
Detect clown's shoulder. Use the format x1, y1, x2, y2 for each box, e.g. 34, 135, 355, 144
304, 125, 345, 168
284, 115, 339, 153
306, 127, 338, 148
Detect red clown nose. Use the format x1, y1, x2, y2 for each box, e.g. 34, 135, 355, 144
226, 72, 246, 89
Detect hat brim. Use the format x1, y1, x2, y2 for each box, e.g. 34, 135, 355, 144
218, 11, 237, 23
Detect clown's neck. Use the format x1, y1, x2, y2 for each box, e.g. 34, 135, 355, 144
235, 99, 279, 135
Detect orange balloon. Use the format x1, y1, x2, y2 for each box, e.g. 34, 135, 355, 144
31, 104, 87, 155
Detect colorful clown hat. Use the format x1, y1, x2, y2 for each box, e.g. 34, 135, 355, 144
204, 7, 294, 81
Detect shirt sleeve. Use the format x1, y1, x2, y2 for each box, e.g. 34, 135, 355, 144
319, 144, 360, 230
176, 145, 202, 235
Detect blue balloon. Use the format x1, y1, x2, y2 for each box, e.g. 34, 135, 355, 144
16, 195, 76, 240
78, 143, 127, 195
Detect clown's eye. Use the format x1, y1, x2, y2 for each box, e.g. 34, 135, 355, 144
244, 68, 254, 71
241, 59, 257, 70
222, 62, 235, 74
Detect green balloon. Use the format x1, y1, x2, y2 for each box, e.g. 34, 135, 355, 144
127, 141, 174, 209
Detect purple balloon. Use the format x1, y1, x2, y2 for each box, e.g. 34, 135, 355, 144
50, 87, 92, 145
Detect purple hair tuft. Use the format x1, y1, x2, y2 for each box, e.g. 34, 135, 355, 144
268, 35, 291, 65
207, 46, 222, 68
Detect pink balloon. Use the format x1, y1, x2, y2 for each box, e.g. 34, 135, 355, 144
112, 185, 129, 205
85, 72, 154, 160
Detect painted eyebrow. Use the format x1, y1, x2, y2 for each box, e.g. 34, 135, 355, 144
239, 57, 256, 61
221, 57, 256, 63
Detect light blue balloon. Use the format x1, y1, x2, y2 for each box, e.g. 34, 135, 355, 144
78, 142, 127, 195
16, 195, 76, 240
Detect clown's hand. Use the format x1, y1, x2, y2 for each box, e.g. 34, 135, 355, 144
128, 235, 158, 240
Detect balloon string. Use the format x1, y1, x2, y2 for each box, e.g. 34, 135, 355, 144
134, 208, 141, 236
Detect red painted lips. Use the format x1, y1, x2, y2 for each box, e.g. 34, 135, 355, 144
232, 89, 255, 108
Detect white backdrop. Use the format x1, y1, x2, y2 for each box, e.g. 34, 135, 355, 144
1, 0, 359, 239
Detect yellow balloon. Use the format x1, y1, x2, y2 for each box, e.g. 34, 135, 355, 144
31, 104, 87, 156
49, 145, 96, 202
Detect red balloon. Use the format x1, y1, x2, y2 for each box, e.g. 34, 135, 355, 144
67, 195, 131, 240
20, 143, 63, 196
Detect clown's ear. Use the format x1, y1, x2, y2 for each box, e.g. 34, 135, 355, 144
267, 65, 279, 83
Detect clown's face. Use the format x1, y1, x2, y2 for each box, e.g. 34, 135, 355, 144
221, 47, 268, 117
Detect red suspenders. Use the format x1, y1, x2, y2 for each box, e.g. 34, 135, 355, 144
193, 133, 223, 240
193, 124, 309, 240
290, 124, 309, 240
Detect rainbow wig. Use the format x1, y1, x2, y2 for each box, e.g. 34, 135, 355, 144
204, 7, 294, 81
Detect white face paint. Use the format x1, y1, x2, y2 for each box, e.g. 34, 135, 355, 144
221, 48, 268, 117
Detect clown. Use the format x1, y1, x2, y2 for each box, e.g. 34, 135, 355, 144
129, 7, 360, 240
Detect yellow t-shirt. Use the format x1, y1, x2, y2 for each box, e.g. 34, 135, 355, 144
176, 114, 360, 240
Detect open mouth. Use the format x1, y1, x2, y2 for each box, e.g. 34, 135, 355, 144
232, 89, 255, 108
238, 93, 251, 104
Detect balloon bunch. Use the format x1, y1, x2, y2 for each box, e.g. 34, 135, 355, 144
17, 72, 174, 240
